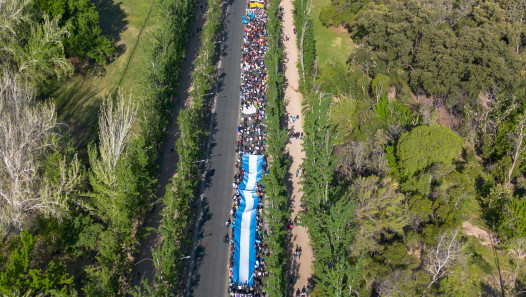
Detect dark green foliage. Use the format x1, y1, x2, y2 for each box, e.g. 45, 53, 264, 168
35, 0, 115, 65
348, 0, 526, 111
62, 0, 114, 64
34, 0, 66, 18
0, 232, 74, 296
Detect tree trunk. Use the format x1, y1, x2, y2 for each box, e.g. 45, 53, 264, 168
506, 119, 526, 188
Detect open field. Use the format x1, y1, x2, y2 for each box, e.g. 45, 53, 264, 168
310, 0, 354, 64
45, 0, 159, 154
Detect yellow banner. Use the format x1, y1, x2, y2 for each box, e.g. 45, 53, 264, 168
249, 2, 264, 7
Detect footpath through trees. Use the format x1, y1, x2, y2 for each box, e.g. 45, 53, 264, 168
280, 0, 313, 294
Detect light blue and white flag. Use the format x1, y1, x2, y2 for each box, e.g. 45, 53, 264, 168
232, 154, 264, 286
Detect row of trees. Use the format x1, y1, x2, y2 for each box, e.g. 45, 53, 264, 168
260, 0, 290, 295
301, 92, 362, 297
296, 0, 526, 294
66, 0, 203, 291
293, 5, 363, 295
151, 0, 225, 293
293, 0, 315, 92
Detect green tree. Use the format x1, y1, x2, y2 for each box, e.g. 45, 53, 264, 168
0, 0, 72, 84
506, 196, 526, 238
318, 62, 351, 97
87, 94, 154, 295
397, 125, 463, 176
0, 232, 74, 296
262, 0, 290, 293
351, 176, 409, 253
35, 0, 115, 65
302, 92, 364, 295
371, 73, 389, 103
62, 0, 114, 64
34, 0, 66, 18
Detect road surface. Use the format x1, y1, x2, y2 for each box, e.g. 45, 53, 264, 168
186, 0, 247, 295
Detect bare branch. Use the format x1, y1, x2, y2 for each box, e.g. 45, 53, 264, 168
90, 92, 138, 186
424, 229, 463, 290
0, 70, 80, 235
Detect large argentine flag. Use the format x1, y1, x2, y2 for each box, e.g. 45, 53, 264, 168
238, 154, 264, 191
232, 154, 264, 286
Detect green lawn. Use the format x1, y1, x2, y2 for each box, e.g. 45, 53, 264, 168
47, 0, 158, 154
310, 0, 355, 64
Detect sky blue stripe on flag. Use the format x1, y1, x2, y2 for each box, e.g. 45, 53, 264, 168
232, 154, 264, 286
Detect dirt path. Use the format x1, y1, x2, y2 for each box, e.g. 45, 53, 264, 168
280, 0, 314, 294
462, 221, 493, 246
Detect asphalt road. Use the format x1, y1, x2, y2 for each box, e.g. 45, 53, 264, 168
186, 0, 247, 295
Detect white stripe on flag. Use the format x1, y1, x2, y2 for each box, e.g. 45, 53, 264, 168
239, 207, 253, 283
245, 156, 258, 190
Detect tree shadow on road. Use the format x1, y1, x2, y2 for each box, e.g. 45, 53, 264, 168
187, 196, 212, 297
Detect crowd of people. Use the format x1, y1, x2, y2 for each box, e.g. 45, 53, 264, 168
228, 3, 270, 297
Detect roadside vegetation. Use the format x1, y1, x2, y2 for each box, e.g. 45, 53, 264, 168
261, 0, 290, 295
150, 0, 225, 293
3, 0, 526, 295
296, 0, 526, 295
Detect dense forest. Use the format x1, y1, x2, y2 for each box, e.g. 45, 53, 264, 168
296, 0, 526, 295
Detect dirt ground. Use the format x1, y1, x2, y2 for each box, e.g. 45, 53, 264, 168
280, 0, 314, 294
462, 221, 493, 246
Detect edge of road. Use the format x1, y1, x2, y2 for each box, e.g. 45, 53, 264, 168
184, 0, 247, 294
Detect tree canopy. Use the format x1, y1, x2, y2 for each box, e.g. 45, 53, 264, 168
35, 0, 114, 65
296, 0, 526, 293
397, 124, 464, 176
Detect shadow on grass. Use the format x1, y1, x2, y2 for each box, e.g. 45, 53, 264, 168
50, 78, 101, 161
93, 0, 128, 47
